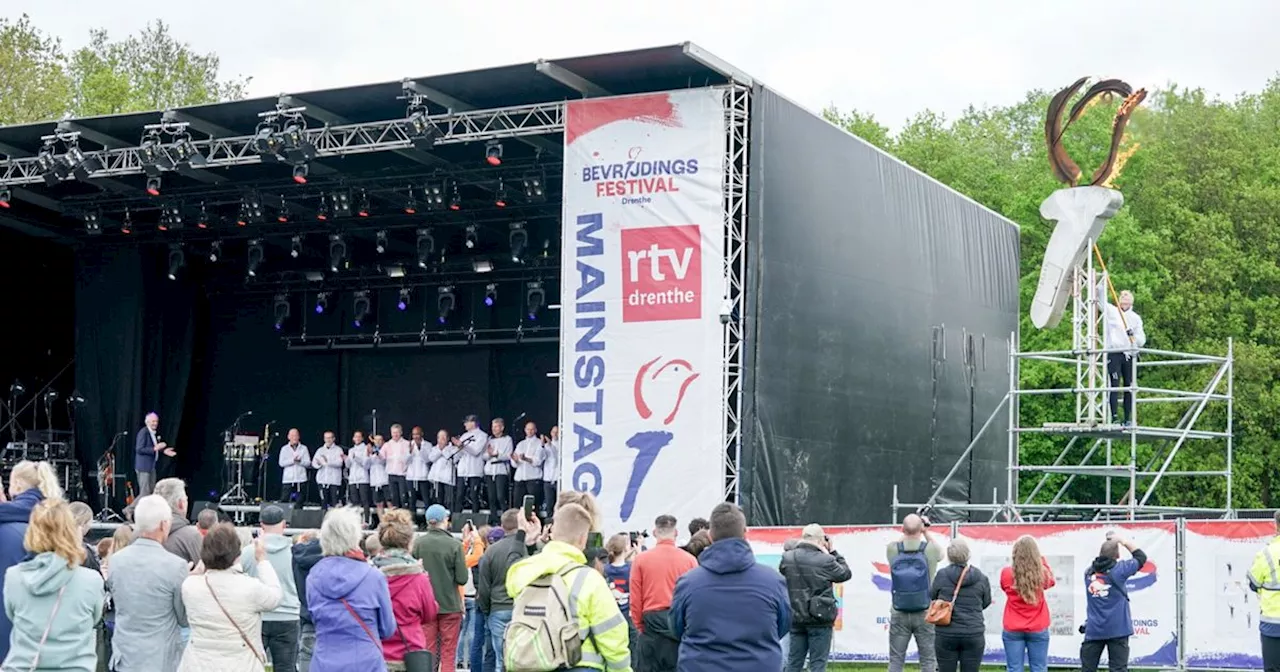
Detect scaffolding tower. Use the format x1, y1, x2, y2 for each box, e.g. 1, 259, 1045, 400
894, 243, 1234, 521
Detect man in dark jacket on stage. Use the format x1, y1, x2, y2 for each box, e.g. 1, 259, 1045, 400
779, 524, 852, 672
671, 503, 790, 672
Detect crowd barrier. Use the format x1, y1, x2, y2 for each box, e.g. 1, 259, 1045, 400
747, 519, 1276, 670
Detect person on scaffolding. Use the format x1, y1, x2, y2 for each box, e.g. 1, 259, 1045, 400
1100, 281, 1147, 426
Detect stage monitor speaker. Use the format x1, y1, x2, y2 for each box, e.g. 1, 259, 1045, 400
190, 501, 219, 524
263, 501, 295, 524
290, 507, 324, 530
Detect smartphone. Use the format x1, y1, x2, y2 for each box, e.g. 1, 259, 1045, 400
462, 521, 474, 533
251, 528, 260, 539
522, 495, 536, 521
587, 531, 604, 549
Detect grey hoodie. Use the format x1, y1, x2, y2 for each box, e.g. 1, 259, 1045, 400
239, 533, 301, 621
4, 551, 104, 672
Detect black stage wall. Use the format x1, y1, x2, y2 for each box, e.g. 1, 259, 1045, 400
740, 88, 1020, 525
74, 248, 559, 504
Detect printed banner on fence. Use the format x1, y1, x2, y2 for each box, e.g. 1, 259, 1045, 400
959, 523, 1178, 668
560, 88, 728, 535
748, 526, 953, 662
1184, 520, 1275, 669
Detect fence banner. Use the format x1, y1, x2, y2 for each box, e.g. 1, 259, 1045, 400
748, 526, 953, 662
559, 89, 728, 535
959, 523, 1178, 668
1184, 520, 1274, 669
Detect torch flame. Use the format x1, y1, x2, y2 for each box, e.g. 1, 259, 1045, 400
1102, 140, 1141, 188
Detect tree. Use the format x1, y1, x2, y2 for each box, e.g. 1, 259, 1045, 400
0, 15, 71, 125
828, 78, 1280, 510
68, 20, 249, 117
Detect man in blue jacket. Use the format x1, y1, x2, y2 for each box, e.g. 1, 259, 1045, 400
671, 502, 790, 672
1081, 534, 1147, 672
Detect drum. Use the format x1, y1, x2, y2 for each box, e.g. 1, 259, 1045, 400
223, 443, 255, 462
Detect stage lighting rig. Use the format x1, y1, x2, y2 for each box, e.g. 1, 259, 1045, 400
484, 283, 497, 307
146, 175, 163, 196
83, 210, 102, 235
208, 241, 222, 263
356, 190, 371, 218
448, 182, 462, 211
485, 140, 503, 166
352, 291, 371, 328
120, 209, 133, 235
315, 292, 329, 315
290, 235, 303, 259
139, 131, 169, 175
416, 229, 435, 268
273, 294, 291, 331
35, 142, 59, 186
376, 230, 388, 254
329, 235, 348, 272
246, 239, 265, 277
292, 164, 309, 184
332, 190, 352, 217
472, 259, 494, 274
509, 222, 528, 263
526, 281, 545, 320
465, 224, 478, 249
277, 196, 291, 223
251, 123, 280, 157
437, 286, 456, 324
170, 132, 206, 167
316, 194, 332, 221
397, 288, 411, 311
403, 188, 418, 215
401, 91, 441, 150
423, 182, 445, 211
495, 178, 509, 208
167, 244, 185, 281
522, 171, 546, 202
0, 188, 10, 208
237, 193, 264, 226
60, 140, 103, 182
163, 201, 183, 229
197, 203, 211, 229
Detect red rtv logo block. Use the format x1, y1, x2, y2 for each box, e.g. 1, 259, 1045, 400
621, 225, 702, 322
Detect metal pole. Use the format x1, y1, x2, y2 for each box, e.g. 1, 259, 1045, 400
1176, 517, 1187, 669
923, 394, 1011, 509
1226, 337, 1234, 516
1007, 332, 1017, 504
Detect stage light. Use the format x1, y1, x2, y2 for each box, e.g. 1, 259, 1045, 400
246, 239, 264, 277
465, 225, 478, 249
541, 238, 552, 259
352, 291, 370, 328
171, 134, 205, 167
416, 228, 435, 268
356, 190, 370, 218
277, 196, 291, 223
164, 201, 183, 229
526, 281, 545, 320
68, 390, 85, 405
167, 244, 185, 280
407, 109, 440, 150
197, 203, 211, 229
292, 163, 309, 185
280, 119, 317, 165
146, 175, 162, 196
329, 235, 347, 272
237, 202, 249, 226
273, 294, 291, 331
332, 191, 351, 217
315, 292, 329, 314
316, 195, 331, 221
376, 230, 388, 254
139, 132, 164, 174
437, 286, 455, 323
252, 123, 279, 157
509, 222, 527, 263
403, 189, 418, 215
495, 178, 509, 208
157, 213, 169, 232
9, 380, 23, 396
522, 171, 545, 202
238, 193, 263, 226
386, 265, 406, 279
449, 185, 462, 211
121, 209, 132, 235
84, 210, 102, 235
62, 143, 102, 181
484, 140, 503, 166
484, 283, 497, 307
423, 183, 445, 211
290, 235, 302, 259
0, 188, 10, 208
208, 240, 222, 263
472, 259, 494, 273
397, 288, 411, 311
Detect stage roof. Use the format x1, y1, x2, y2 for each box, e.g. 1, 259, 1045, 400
0, 42, 750, 241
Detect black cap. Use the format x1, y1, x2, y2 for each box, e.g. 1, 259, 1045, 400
260, 504, 287, 526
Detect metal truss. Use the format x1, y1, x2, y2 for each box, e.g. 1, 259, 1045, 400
1073, 243, 1108, 424
721, 85, 750, 505
0, 102, 566, 186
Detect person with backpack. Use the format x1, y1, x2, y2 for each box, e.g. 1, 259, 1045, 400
779, 524, 852, 672
885, 513, 943, 672
1080, 534, 1147, 672
504, 502, 632, 672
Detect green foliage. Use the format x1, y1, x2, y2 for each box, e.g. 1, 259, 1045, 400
0, 16, 246, 125
828, 79, 1280, 510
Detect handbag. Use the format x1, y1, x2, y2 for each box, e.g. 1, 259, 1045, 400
28, 586, 65, 672
204, 576, 267, 665
924, 564, 969, 626
395, 627, 436, 672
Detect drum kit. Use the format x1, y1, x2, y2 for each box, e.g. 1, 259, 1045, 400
220, 420, 272, 504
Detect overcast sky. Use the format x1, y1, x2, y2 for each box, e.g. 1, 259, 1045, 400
9, 0, 1279, 130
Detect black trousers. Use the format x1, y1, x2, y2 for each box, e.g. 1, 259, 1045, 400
543, 481, 558, 515
486, 474, 510, 522
460, 477, 484, 512
318, 484, 341, 509
1081, 637, 1130, 672
433, 482, 454, 510
1263, 633, 1280, 672
387, 475, 409, 508
1107, 352, 1136, 422
261, 619, 299, 672
279, 481, 309, 504
350, 483, 372, 518
935, 632, 985, 672
412, 480, 432, 512
513, 480, 541, 514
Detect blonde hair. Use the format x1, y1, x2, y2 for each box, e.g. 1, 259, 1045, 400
1011, 535, 1047, 605
68, 501, 93, 530
111, 525, 134, 552
25, 499, 85, 568
9, 461, 62, 500
377, 508, 415, 550
555, 491, 600, 531
552, 503, 593, 544
606, 533, 629, 562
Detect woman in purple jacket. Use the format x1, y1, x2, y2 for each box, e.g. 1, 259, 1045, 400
306, 507, 397, 672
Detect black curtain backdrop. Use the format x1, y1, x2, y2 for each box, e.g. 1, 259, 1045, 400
74, 275, 560, 506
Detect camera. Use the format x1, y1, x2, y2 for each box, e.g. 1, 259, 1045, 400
718, 297, 733, 325
1078, 622, 1087, 635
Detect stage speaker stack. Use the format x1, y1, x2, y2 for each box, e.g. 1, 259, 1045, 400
290, 505, 324, 530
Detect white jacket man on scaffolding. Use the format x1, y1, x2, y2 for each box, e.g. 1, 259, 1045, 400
1101, 284, 1147, 425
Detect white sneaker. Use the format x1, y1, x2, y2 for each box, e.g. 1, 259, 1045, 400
1031, 187, 1124, 330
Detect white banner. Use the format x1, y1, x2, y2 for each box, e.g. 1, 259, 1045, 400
959, 523, 1178, 668
1184, 520, 1274, 669
559, 89, 728, 535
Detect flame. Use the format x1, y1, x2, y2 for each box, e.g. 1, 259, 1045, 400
1118, 90, 1146, 117
1102, 140, 1141, 188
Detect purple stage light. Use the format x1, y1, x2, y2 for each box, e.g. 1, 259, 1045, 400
484, 296, 494, 307
354, 319, 362, 328
315, 304, 324, 314
438, 316, 446, 324
528, 313, 538, 321
397, 300, 407, 311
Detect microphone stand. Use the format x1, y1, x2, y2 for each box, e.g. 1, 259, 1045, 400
220, 411, 255, 505
95, 432, 127, 523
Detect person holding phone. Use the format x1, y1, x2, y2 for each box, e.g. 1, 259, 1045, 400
512, 420, 546, 516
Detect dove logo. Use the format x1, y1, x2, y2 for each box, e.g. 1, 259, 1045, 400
621, 225, 702, 322
620, 356, 700, 522
1126, 561, 1159, 591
